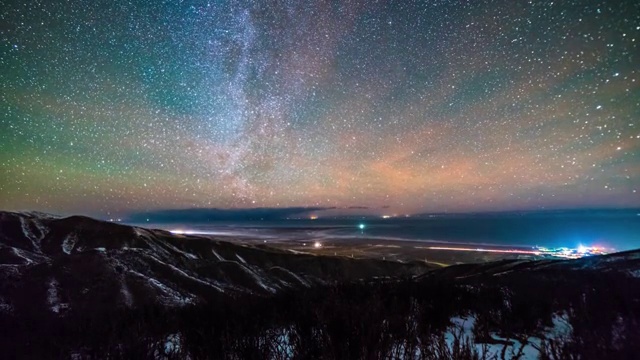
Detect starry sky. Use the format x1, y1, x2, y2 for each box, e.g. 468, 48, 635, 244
1, 0, 639, 217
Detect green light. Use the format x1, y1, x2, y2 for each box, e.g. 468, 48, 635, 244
359, 223, 365, 230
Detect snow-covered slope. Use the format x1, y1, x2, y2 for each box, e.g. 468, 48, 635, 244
0, 211, 428, 314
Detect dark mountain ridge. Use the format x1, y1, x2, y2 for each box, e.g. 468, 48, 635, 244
0, 211, 430, 312
1, 210, 639, 359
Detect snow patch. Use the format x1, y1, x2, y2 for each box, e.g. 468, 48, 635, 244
139, 234, 172, 257
141, 253, 224, 292
486, 334, 540, 359
133, 227, 149, 238
164, 242, 198, 260
148, 278, 194, 305
164, 333, 182, 354
47, 278, 60, 313
129, 270, 195, 306
121, 282, 133, 307
273, 327, 295, 357
547, 313, 573, 339
62, 233, 78, 254
444, 313, 574, 359
211, 248, 224, 261
47, 278, 69, 314
237, 264, 276, 293
270, 266, 310, 287
0, 297, 13, 313
445, 316, 517, 358
287, 249, 306, 254
0, 264, 21, 275
134, 228, 173, 254
182, 251, 198, 260
165, 262, 224, 292
11, 247, 35, 264
33, 219, 49, 241
612, 315, 626, 347
235, 254, 247, 264
19, 216, 45, 252
628, 269, 640, 278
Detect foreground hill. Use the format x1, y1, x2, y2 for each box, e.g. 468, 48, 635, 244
0, 211, 429, 312
1, 211, 639, 359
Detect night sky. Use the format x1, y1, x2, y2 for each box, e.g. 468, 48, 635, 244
1, 0, 639, 217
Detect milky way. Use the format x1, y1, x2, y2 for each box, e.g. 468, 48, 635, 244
1, 0, 639, 216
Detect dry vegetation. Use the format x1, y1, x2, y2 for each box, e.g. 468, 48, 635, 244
2, 269, 639, 359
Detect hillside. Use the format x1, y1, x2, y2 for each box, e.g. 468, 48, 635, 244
0, 211, 429, 312
1, 211, 639, 359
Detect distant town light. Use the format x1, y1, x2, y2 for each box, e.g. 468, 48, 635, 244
314, 241, 322, 248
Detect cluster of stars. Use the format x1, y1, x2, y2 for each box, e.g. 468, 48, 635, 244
1, 0, 638, 217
